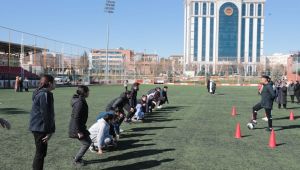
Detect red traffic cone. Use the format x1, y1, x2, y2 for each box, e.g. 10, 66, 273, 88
269, 129, 276, 149
235, 123, 242, 139
289, 111, 295, 121
231, 106, 237, 116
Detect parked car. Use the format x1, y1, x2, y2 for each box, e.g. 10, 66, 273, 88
54, 76, 70, 85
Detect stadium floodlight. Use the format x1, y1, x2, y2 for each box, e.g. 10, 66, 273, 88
104, 0, 116, 83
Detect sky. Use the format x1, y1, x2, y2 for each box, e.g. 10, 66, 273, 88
0, 0, 299, 57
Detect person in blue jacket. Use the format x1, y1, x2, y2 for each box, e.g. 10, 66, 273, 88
29, 75, 55, 170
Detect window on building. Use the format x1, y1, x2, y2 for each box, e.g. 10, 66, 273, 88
242, 3, 246, 16
210, 3, 214, 16
203, 3, 207, 15
258, 4, 262, 16
250, 4, 254, 16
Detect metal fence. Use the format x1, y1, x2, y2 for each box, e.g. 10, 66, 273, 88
0, 26, 91, 88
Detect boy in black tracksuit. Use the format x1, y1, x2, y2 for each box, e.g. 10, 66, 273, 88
249, 75, 276, 131
105, 91, 133, 134
158, 86, 169, 108
126, 83, 140, 120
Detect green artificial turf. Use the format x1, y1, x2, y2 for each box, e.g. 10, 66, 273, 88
0, 85, 300, 170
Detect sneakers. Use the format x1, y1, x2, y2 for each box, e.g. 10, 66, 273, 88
73, 158, 86, 167
251, 120, 257, 125
265, 127, 273, 132
124, 118, 131, 123
89, 145, 98, 153
157, 105, 163, 109
262, 117, 268, 122
132, 118, 143, 123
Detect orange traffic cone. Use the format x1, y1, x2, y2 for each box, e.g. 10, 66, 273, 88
269, 129, 276, 149
289, 111, 295, 121
235, 123, 242, 139
231, 106, 237, 116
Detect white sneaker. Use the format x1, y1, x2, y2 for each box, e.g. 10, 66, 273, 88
89, 145, 97, 153
262, 117, 268, 122
157, 105, 163, 109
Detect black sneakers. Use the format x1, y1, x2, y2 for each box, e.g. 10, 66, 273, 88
73, 158, 87, 167
265, 127, 273, 132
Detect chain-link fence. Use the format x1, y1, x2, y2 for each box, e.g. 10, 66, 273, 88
0, 26, 91, 89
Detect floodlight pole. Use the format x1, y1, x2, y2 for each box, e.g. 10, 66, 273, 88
104, 0, 115, 84
105, 23, 110, 83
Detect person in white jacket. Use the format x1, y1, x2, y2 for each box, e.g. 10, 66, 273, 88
88, 114, 116, 155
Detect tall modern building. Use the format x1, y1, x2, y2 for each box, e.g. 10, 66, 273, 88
184, 0, 265, 75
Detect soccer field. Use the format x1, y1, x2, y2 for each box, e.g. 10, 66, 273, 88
1, 85, 300, 170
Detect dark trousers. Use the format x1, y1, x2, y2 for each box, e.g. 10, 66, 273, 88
146, 99, 153, 113
252, 103, 272, 128
278, 104, 287, 109
33, 132, 48, 170
74, 136, 92, 161
290, 95, 295, 103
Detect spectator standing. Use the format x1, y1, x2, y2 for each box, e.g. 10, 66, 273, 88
288, 81, 295, 103
29, 75, 55, 170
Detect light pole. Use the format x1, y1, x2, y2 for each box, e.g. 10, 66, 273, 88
104, 0, 116, 83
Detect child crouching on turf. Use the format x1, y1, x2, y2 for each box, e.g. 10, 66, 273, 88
132, 95, 147, 122
89, 113, 117, 154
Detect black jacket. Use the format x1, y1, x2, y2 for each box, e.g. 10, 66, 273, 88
295, 83, 300, 95
106, 93, 130, 113
69, 95, 90, 138
147, 89, 161, 102
29, 88, 55, 133
260, 83, 276, 109
161, 90, 169, 103
137, 99, 147, 113
129, 85, 139, 107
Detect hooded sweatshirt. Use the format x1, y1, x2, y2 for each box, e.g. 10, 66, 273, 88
89, 118, 112, 149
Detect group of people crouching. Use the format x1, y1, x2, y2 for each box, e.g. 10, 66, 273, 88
69, 83, 169, 166
28, 74, 170, 169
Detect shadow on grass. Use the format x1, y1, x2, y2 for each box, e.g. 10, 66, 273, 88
274, 125, 300, 131
241, 135, 251, 138
273, 116, 300, 120
117, 142, 156, 151
0, 108, 28, 115
130, 126, 176, 132
276, 143, 286, 147
121, 133, 156, 139
159, 106, 190, 112
87, 148, 175, 164
143, 118, 182, 123
286, 106, 300, 110
102, 158, 175, 170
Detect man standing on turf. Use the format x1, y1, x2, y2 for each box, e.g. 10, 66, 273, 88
29, 75, 55, 170
249, 75, 276, 131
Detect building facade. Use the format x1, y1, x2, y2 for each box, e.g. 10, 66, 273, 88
287, 53, 300, 81
184, 0, 265, 74
90, 49, 134, 79
169, 55, 184, 75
